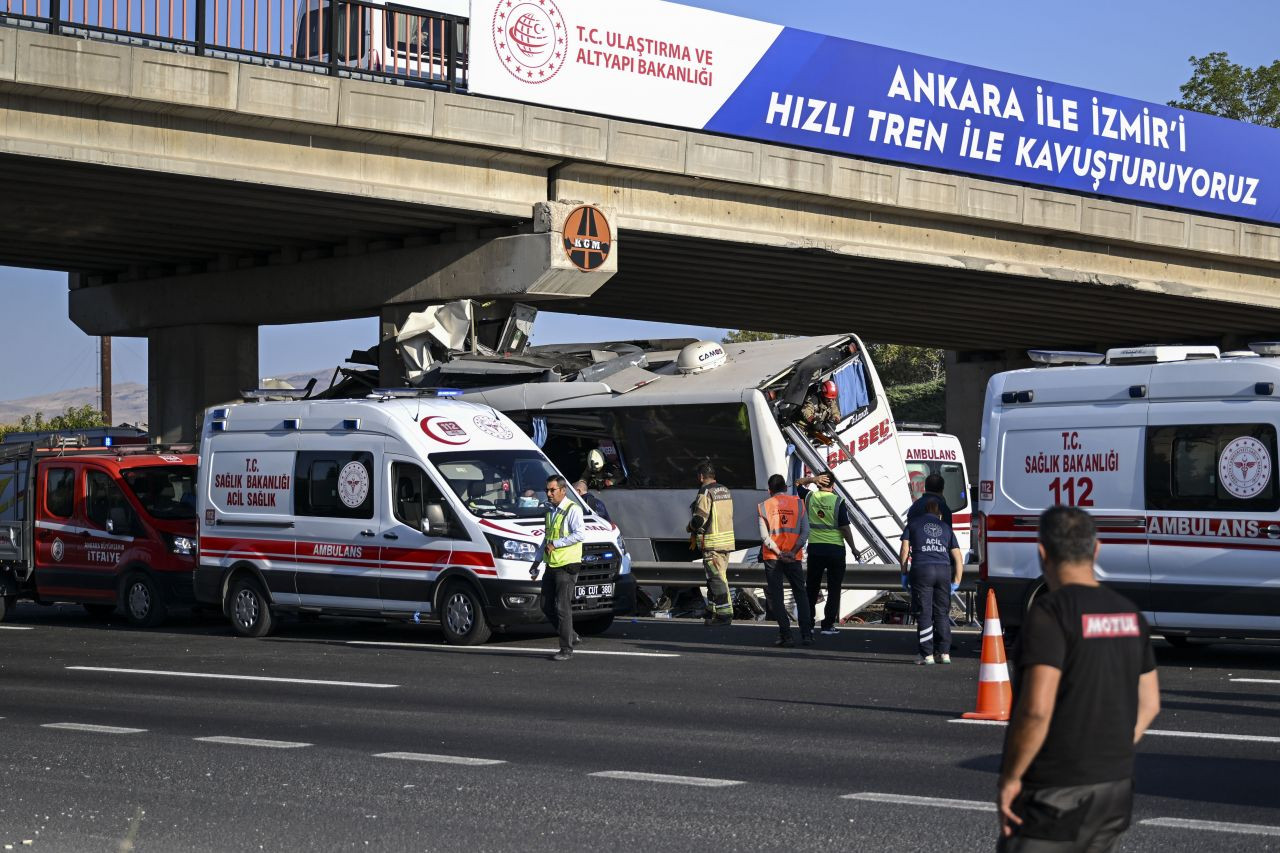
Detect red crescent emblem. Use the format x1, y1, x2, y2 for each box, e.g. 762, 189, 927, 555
420, 415, 470, 445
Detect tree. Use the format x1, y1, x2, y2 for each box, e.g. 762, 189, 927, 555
721, 329, 790, 344
0, 405, 106, 437
865, 343, 944, 387
1169, 52, 1280, 127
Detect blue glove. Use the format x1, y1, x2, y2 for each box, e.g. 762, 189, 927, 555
900, 573, 910, 590
950, 582, 960, 594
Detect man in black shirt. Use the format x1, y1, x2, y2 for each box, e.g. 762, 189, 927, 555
997, 506, 1161, 852
906, 472, 953, 527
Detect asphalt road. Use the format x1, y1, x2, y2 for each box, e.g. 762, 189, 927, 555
1, 602, 1278, 852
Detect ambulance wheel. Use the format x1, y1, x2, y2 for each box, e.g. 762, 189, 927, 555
123, 571, 168, 628
84, 603, 117, 620
228, 576, 276, 638
440, 582, 491, 646
576, 614, 614, 636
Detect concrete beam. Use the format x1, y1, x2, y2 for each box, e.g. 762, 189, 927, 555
149, 324, 257, 444
70, 226, 616, 336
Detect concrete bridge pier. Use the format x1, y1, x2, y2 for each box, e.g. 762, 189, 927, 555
148, 325, 257, 445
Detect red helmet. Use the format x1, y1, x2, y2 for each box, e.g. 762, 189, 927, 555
821, 380, 839, 400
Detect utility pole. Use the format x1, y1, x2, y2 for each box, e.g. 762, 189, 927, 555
100, 336, 112, 426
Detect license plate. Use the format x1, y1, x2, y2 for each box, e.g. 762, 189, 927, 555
575, 583, 614, 599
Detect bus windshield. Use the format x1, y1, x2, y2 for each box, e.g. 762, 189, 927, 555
430, 450, 576, 519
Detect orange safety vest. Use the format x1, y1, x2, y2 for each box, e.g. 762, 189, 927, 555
759, 493, 804, 562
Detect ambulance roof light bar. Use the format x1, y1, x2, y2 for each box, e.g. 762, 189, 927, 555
369, 387, 462, 399
1104, 345, 1220, 365
1027, 350, 1105, 366
1248, 341, 1280, 357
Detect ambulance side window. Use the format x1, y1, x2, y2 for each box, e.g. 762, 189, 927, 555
392, 462, 454, 535
1145, 424, 1280, 512
45, 468, 74, 519
295, 452, 375, 519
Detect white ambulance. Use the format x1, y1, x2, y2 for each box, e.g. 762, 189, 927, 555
897, 426, 971, 556
194, 391, 632, 644
976, 344, 1280, 643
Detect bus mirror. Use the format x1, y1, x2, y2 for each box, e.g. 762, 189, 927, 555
423, 503, 450, 537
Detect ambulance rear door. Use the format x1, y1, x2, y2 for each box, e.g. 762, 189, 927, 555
1144, 361, 1280, 633
995, 368, 1151, 607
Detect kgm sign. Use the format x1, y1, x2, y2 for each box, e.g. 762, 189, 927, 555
563, 205, 612, 271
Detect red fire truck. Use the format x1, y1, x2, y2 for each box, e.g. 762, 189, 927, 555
0, 435, 199, 626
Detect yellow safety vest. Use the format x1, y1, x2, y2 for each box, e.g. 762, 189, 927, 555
545, 503, 583, 568
807, 490, 845, 546
695, 483, 735, 551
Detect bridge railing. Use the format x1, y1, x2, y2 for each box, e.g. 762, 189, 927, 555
0, 0, 468, 90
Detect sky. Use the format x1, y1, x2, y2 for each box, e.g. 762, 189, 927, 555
2, 0, 1277, 401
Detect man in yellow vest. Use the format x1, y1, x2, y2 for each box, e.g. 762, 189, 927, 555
800, 471, 860, 635
540, 475, 585, 661
759, 474, 813, 647
688, 462, 735, 626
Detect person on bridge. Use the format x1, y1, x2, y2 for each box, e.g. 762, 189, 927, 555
687, 462, 735, 626
906, 471, 954, 527
759, 474, 813, 648
574, 479, 611, 522
898, 497, 963, 664
539, 475, 586, 662
798, 470, 859, 635
997, 506, 1160, 852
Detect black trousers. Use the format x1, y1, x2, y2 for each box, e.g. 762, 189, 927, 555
997, 778, 1133, 853
540, 564, 580, 652
910, 562, 952, 657
806, 550, 846, 630
764, 559, 813, 640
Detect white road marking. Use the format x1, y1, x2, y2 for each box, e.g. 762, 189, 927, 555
1141, 818, 1280, 837
66, 666, 398, 689
196, 736, 311, 749
0, 626, 33, 630
374, 752, 505, 766
590, 771, 743, 788
950, 719, 1280, 743
1231, 677, 1280, 685
42, 723, 146, 734
842, 792, 995, 812
347, 641, 679, 658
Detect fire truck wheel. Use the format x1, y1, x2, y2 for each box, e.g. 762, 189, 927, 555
84, 603, 117, 620
123, 571, 168, 628
576, 614, 614, 636
439, 582, 491, 646
228, 576, 276, 638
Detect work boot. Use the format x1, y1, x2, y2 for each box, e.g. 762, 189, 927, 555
775, 635, 795, 648
551, 650, 573, 661
711, 614, 733, 626
801, 634, 814, 646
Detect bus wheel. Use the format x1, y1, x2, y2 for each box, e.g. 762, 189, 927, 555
576, 614, 614, 636
228, 576, 276, 638
440, 582, 491, 646
123, 571, 168, 628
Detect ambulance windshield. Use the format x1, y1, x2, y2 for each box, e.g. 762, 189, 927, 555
431, 450, 572, 519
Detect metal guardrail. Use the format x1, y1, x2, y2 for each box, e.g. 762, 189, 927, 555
632, 561, 981, 623
0, 0, 468, 90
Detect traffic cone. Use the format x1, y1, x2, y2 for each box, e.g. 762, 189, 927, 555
962, 589, 1012, 721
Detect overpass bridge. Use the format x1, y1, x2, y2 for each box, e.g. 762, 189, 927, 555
2, 3, 1280, 449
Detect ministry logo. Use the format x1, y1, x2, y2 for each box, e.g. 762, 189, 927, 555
492, 0, 567, 84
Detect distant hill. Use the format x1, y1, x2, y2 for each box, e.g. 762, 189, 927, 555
0, 369, 333, 429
